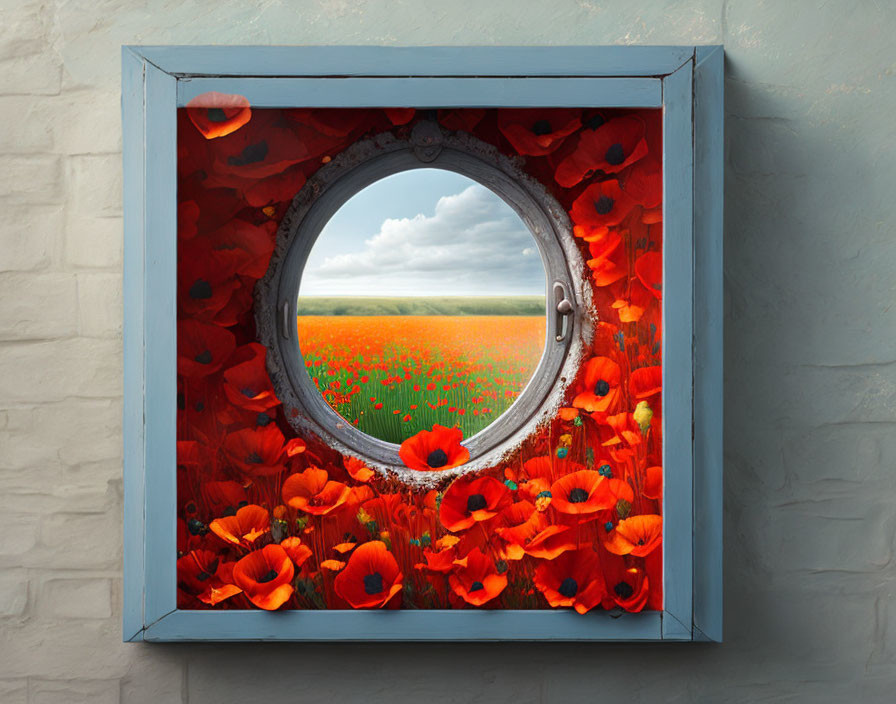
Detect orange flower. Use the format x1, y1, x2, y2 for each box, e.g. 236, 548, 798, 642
555, 116, 648, 187
208, 504, 270, 547
334, 540, 403, 608
643, 465, 663, 500
280, 536, 313, 569
550, 470, 614, 515
572, 356, 622, 414
586, 232, 628, 287
496, 503, 575, 561
186, 91, 252, 140
439, 475, 512, 532
449, 548, 507, 606
399, 424, 469, 472
344, 456, 375, 482
533, 548, 607, 614
282, 467, 351, 516
603, 514, 663, 556
232, 544, 295, 610
177, 550, 242, 606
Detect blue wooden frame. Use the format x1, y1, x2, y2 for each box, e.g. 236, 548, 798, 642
122, 45, 723, 642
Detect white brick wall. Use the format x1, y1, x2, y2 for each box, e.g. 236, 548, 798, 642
1, 1, 895, 702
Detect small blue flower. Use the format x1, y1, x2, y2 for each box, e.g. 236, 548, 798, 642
556, 447, 569, 459
604, 521, 614, 533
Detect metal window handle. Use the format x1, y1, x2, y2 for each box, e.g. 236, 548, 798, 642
553, 281, 574, 342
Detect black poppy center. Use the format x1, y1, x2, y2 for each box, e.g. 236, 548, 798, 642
206, 108, 228, 123
594, 379, 611, 397
187, 518, 207, 536
605, 142, 626, 165
585, 114, 605, 130
531, 119, 553, 136
246, 452, 263, 464
593, 195, 615, 215
559, 577, 578, 598
227, 140, 269, 167
257, 569, 278, 584
240, 387, 257, 398
363, 572, 384, 595
196, 570, 212, 582
466, 493, 488, 513
194, 350, 213, 365
470, 581, 485, 592
256, 412, 272, 426
614, 581, 634, 599
568, 487, 589, 504
426, 448, 448, 469
188, 279, 213, 300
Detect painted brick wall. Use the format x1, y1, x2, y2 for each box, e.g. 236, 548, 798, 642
1, 1, 894, 702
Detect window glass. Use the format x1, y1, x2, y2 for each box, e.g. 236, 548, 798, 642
297, 169, 547, 444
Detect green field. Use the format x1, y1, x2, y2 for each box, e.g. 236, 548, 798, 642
297, 296, 546, 317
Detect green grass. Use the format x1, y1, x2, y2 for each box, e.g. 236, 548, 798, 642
297, 295, 546, 317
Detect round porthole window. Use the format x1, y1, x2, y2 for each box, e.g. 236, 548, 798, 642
257, 122, 588, 482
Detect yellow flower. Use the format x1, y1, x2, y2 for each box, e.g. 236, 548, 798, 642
633, 401, 653, 433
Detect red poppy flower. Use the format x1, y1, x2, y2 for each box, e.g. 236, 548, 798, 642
384, 108, 415, 125
601, 553, 650, 612
449, 547, 507, 606
222, 343, 280, 412
280, 536, 313, 569
602, 412, 644, 450
232, 544, 295, 610
200, 480, 248, 517
281, 467, 351, 516
643, 465, 663, 501
439, 475, 512, 532
209, 504, 270, 547
177, 320, 236, 378
414, 541, 458, 574
572, 356, 622, 414
603, 514, 663, 556
178, 242, 241, 319
208, 219, 276, 279
570, 180, 635, 230
186, 92, 252, 140
208, 121, 308, 184
621, 155, 662, 208
177, 550, 242, 606
287, 108, 372, 137
533, 548, 607, 614
222, 425, 288, 475
497, 109, 581, 156
635, 251, 663, 300
334, 540, 403, 609
554, 116, 648, 187
399, 424, 469, 472
630, 366, 662, 399
241, 162, 308, 208
583, 231, 628, 287
550, 470, 614, 515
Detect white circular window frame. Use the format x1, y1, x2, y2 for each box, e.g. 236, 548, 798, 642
256, 122, 592, 486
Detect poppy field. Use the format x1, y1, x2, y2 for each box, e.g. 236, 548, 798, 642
176, 103, 665, 614
297, 314, 546, 444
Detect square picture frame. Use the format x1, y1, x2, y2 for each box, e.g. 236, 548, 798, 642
122, 44, 723, 642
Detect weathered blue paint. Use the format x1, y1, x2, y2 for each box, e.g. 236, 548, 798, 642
130, 45, 695, 78
176, 76, 663, 108
141, 63, 179, 629
122, 44, 724, 643
693, 45, 725, 643
660, 60, 695, 642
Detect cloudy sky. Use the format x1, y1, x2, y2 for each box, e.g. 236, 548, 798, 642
299, 169, 546, 297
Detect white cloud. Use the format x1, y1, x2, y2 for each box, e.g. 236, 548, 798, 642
301, 185, 546, 296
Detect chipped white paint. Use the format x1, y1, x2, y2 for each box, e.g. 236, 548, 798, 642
1, 0, 895, 701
